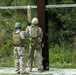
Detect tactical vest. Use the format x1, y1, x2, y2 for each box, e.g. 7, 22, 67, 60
13, 30, 24, 46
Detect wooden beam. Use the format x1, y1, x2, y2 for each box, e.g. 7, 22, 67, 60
37, 0, 49, 70
0, 4, 76, 9
0, 6, 37, 9
27, 5, 31, 23
46, 4, 76, 8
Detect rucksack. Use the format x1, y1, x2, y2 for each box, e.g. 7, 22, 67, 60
30, 25, 39, 39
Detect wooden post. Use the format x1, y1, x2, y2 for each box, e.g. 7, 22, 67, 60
27, 5, 31, 24
37, 0, 49, 70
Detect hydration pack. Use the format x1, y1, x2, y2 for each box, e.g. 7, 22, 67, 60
30, 25, 39, 39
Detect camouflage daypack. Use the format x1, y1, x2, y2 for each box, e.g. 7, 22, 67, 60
30, 25, 39, 39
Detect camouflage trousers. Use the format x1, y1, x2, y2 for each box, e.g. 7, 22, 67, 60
13, 46, 25, 73
28, 44, 43, 70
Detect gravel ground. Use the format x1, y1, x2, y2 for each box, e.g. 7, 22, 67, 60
0, 67, 76, 75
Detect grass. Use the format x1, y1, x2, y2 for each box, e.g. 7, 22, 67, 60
0, 48, 76, 69
50, 62, 76, 68
0, 44, 76, 75
49, 44, 76, 69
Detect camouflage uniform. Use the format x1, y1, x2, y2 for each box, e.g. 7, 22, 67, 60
13, 22, 27, 74
25, 21, 44, 72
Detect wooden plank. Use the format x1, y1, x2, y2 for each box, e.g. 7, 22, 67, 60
27, 5, 31, 23
46, 4, 76, 8
0, 4, 76, 9
0, 6, 36, 9
37, 0, 49, 70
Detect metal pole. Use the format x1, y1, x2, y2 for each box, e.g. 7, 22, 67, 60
0, 4, 76, 9
37, 0, 49, 70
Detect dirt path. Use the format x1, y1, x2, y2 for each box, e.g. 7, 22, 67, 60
0, 67, 76, 75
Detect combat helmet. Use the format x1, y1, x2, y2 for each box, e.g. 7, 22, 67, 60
15, 22, 22, 28
31, 17, 39, 25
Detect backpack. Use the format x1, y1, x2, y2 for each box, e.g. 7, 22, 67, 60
30, 25, 39, 39
13, 31, 21, 45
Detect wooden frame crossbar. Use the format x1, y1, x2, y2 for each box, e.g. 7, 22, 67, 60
0, 4, 76, 9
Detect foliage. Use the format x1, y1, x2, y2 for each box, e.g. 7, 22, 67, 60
0, 0, 76, 68
0, 0, 37, 67
48, 0, 76, 49
49, 44, 76, 68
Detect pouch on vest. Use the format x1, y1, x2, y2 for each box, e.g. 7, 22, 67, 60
13, 31, 21, 45
30, 38, 41, 49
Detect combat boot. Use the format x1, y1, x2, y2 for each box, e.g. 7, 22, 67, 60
38, 69, 45, 73
28, 68, 32, 72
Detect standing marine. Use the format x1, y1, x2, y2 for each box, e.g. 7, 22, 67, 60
25, 17, 44, 72
13, 22, 28, 74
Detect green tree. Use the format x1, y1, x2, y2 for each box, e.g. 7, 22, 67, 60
48, 0, 76, 49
